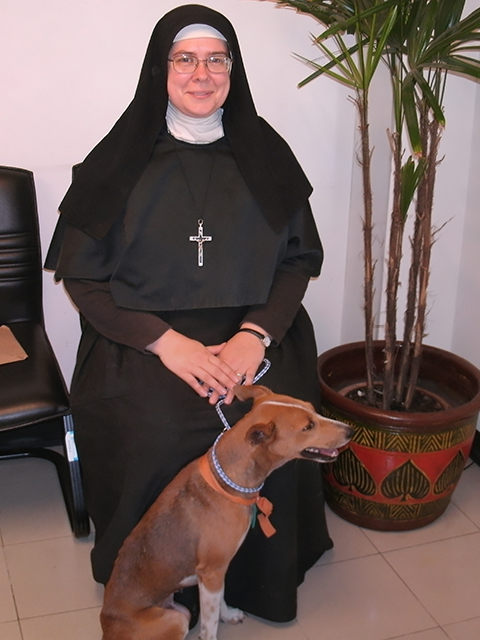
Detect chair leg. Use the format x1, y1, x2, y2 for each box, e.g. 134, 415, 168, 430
61, 413, 91, 538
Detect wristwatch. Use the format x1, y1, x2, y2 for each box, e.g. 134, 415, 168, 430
238, 328, 272, 348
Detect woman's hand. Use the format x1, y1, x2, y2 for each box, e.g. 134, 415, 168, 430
147, 329, 239, 403
211, 330, 267, 405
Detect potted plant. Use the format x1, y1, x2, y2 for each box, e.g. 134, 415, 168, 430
267, 0, 480, 529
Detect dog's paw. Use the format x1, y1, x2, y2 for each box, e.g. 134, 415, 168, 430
220, 604, 244, 625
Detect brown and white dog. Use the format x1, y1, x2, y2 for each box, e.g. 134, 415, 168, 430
100, 384, 353, 640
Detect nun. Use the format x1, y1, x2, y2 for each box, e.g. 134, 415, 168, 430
46, 3, 331, 624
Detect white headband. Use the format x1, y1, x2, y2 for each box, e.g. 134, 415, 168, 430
173, 23, 227, 43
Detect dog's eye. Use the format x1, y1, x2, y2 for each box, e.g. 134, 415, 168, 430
303, 420, 315, 432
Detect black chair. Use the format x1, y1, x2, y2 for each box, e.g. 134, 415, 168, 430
0, 165, 89, 537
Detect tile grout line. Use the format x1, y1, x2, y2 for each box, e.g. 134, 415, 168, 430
2, 548, 25, 640
378, 532, 480, 636
2, 532, 77, 549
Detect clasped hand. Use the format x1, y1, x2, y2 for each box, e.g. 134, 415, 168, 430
146, 328, 266, 405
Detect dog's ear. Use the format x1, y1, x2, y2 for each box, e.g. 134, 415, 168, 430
234, 384, 271, 402
246, 421, 277, 446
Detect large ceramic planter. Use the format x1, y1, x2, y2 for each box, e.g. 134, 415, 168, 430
318, 342, 480, 530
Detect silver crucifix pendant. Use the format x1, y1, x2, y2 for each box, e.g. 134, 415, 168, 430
189, 219, 212, 267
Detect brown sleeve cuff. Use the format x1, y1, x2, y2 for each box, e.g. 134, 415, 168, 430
64, 278, 171, 353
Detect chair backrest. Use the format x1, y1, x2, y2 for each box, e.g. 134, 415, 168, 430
0, 166, 43, 325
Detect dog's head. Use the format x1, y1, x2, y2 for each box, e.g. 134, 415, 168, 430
234, 385, 353, 465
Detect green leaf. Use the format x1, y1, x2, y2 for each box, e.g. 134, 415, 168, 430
295, 36, 362, 89
370, 4, 399, 67
428, 54, 480, 80
402, 74, 422, 155
313, 0, 401, 42
435, 0, 466, 34
417, 8, 480, 65
275, 0, 351, 27
411, 69, 446, 126
400, 156, 425, 220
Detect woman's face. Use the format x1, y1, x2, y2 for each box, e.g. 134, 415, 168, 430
167, 37, 231, 118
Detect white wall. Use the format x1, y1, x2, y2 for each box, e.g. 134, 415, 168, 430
452, 80, 480, 367
1, 0, 479, 393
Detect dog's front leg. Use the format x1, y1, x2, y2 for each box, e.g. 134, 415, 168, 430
198, 577, 224, 640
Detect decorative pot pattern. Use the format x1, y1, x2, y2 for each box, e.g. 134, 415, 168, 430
318, 342, 480, 531
322, 405, 476, 529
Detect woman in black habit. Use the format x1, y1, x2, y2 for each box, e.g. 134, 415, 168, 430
46, 3, 332, 624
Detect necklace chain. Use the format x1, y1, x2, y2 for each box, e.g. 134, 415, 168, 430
175, 143, 217, 267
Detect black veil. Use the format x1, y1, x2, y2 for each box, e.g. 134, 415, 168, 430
55, 4, 313, 241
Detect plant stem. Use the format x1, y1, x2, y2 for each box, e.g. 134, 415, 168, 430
383, 130, 404, 409
405, 116, 440, 409
358, 92, 376, 405
396, 103, 430, 405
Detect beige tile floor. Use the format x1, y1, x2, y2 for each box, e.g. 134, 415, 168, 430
1, 457, 480, 640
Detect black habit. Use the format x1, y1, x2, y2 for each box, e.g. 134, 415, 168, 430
45, 4, 332, 623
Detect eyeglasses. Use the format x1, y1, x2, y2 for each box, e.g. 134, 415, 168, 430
168, 53, 233, 74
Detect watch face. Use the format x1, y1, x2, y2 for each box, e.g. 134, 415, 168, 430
263, 336, 272, 347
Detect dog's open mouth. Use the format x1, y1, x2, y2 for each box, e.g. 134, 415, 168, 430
301, 447, 339, 462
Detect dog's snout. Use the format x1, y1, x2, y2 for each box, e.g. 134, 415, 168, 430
327, 417, 354, 439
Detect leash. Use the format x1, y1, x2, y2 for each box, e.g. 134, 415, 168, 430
215, 358, 271, 430
205, 358, 276, 537
212, 357, 271, 492
198, 454, 276, 538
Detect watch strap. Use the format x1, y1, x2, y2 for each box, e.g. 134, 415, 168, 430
237, 328, 271, 347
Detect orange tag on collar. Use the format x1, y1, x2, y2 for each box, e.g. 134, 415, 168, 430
199, 454, 276, 537
256, 496, 276, 538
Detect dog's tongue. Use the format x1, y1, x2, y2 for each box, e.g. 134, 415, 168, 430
318, 448, 339, 460
302, 447, 339, 461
